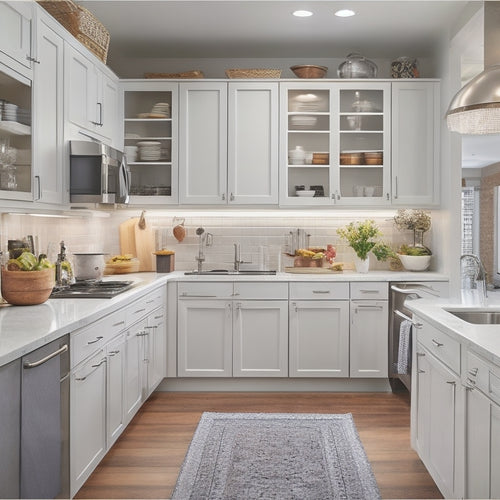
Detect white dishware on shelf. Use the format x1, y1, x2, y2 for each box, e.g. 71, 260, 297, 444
296, 190, 315, 197
364, 186, 375, 197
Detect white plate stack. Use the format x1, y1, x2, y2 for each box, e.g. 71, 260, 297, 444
137, 141, 161, 161
3, 102, 18, 122
151, 102, 170, 118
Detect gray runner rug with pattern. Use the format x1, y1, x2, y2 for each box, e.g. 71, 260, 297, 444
171, 412, 380, 500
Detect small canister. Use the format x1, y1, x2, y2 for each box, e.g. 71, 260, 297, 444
391, 57, 419, 78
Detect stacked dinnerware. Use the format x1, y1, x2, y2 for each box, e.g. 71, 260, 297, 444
137, 141, 161, 161
151, 102, 170, 118
3, 102, 18, 122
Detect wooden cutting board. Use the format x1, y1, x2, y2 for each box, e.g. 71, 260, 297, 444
134, 218, 155, 272
119, 218, 139, 256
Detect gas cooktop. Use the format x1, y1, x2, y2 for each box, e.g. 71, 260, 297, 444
50, 280, 134, 299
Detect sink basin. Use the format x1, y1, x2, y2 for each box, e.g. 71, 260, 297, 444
184, 269, 277, 276
446, 309, 500, 324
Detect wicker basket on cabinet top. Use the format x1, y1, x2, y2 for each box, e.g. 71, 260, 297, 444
36, 0, 110, 63
225, 68, 281, 79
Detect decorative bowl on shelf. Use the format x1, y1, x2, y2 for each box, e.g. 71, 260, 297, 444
397, 254, 431, 271
290, 65, 328, 78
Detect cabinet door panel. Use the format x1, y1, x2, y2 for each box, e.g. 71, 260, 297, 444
178, 300, 232, 376
465, 387, 490, 499
233, 300, 288, 377
350, 300, 388, 377
179, 82, 227, 204
289, 300, 349, 377
34, 19, 64, 204
392, 82, 439, 206
0, 359, 20, 499
0, 2, 31, 73
491, 402, 500, 498
107, 335, 125, 447
124, 323, 144, 423
228, 83, 278, 204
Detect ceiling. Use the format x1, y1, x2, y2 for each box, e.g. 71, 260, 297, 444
79, 0, 497, 169
79, 0, 469, 60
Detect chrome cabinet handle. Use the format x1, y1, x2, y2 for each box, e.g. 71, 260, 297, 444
136, 331, 149, 337
446, 381, 456, 386
113, 320, 125, 327
394, 176, 398, 199
468, 368, 478, 376
394, 310, 422, 328
222, 193, 226, 201
133, 308, 146, 314
34, 175, 41, 201
75, 357, 106, 381
23, 344, 68, 369
431, 339, 444, 347
87, 336, 104, 345
313, 290, 330, 294
230, 193, 235, 201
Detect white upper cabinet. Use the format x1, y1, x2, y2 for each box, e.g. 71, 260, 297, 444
279, 82, 391, 206
64, 43, 120, 146
0, 1, 33, 78
179, 81, 279, 205
391, 81, 440, 206
179, 82, 228, 204
33, 13, 65, 204
227, 82, 278, 204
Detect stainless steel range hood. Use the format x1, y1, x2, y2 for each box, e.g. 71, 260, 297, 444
447, 2, 500, 134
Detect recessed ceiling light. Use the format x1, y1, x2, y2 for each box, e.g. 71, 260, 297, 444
335, 9, 356, 17
293, 10, 313, 17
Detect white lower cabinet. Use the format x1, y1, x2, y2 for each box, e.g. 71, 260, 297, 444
233, 300, 288, 377
412, 316, 462, 499
70, 350, 107, 497
464, 350, 500, 499
289, 300, 349, 377
350, 300, 388, 377
71, 285, 167, 497
124, 319, 145, 422
106, 334, 125, 447
178, 299, 233, 377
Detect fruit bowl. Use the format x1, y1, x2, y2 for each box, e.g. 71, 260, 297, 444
1, 267, 55, 305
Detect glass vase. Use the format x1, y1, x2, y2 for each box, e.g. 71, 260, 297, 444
412, 230, 431, 253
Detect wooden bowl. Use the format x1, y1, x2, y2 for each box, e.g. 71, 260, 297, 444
104, 259, 140, 275
290, 65, 328, 78
1, 267, 55, 305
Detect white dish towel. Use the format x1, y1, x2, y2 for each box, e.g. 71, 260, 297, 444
397, 319, 412, 374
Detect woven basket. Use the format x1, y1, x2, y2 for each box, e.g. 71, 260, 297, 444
144, 70, 205, 79
225, 68, 281, 79
37, 0, 110, 63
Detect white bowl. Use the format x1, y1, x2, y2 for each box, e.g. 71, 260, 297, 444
398, 254, 431, 271
296, 190, 316, 197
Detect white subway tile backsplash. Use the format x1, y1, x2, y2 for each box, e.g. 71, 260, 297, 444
1, 210, 431, 272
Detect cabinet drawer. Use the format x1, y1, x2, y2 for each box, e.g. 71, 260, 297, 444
71, 314, 122, 368
178, 281, 234, 299
127, 288, 165, 325
351, 282, 388, 300
289, 282, 349, 300
467, 350, 500, 405
418, 321, 460, 374
234, 282, 288, 300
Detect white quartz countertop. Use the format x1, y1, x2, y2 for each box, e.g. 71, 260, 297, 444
0, 273, 168, 367
0, 269, 448, 368
406, 292, 500, 367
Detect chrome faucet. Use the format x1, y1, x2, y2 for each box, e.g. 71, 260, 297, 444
195, 228, 213, 273
233, 243, 251, 272
461, 254, 487, 302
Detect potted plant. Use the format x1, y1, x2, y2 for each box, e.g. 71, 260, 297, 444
393, 209, 432, 271
337, 220, 394, 273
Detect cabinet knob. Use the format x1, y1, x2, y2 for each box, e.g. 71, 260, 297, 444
222, 193, 226, 201
230, 193, 235, 201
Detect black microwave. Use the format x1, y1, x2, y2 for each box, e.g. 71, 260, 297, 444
70, 140, 130, 204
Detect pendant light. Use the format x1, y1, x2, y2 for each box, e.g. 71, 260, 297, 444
446, 2, 500, 134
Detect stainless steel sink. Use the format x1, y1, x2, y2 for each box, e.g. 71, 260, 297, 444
184, 269, 277, 276
446, 309, 500, 324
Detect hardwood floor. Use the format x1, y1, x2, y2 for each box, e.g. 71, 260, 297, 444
75, 391, 442, 500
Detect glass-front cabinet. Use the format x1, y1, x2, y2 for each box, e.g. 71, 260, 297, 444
0, 66, 32, 201
280, 82, 391, 206
121, 81, 178, 204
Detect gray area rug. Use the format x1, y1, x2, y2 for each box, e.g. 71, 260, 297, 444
171, 412, 380, 500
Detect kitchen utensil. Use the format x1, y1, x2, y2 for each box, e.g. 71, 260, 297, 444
337, 53, 378, 78
290, 65, 328, 78
119, 218, 138, 256
72, 253, 107, 280
173, 217, 186, 242
134, 212, 155, 271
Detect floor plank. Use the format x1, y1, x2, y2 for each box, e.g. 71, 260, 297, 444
75, 391, 442, 499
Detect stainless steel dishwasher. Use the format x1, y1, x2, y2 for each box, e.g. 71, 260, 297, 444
21, 335, 69, 499
389, 282, 445, 392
